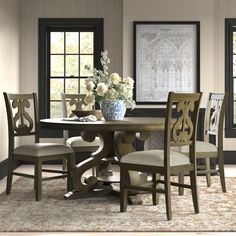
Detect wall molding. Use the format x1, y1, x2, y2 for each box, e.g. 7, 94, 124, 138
224, 151, 236, 164
0, 159, 20, 181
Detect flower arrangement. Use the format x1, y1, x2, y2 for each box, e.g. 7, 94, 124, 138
84, 50, 136, 109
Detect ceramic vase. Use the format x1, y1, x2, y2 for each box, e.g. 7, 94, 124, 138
101, 100, 126, 120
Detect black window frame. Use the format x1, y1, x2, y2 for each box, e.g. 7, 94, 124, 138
225, 18, 236, 137
38, 18, 103, 138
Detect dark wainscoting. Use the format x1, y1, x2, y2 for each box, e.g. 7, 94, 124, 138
0, 159, 20, 181
224, 151, 236, 164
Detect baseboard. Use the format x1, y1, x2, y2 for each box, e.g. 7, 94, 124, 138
0, 159, 20, 181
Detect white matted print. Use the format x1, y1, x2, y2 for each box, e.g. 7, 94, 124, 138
134, 22, 200, 103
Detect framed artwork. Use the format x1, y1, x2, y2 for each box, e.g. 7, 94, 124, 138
133, 21, 200, 104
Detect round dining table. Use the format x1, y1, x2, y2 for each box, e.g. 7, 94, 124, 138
40, 117, 166, 202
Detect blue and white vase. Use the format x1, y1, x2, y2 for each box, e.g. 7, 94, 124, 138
101, 100, 126, 120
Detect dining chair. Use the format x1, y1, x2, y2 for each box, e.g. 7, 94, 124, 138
61, 93, 100, 173
119, 92, 202, 220
3, 92, 74, 201
180, 93, 227, 192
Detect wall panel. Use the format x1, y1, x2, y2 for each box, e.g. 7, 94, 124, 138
0, 0, 20, 162
20, 0, 123, 94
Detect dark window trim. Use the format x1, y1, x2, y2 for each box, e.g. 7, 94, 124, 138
225, 18, 236, 137
38, 18, 103, 138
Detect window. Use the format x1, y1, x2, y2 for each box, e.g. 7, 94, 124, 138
49, 31, 94, 117
225, 19, 236, 137
38, 19, 103, 137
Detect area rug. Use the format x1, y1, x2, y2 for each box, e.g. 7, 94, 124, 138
0, 176, 235, 232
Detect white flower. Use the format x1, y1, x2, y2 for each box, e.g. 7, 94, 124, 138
85, 93, 95, 104
96, 83, 108, 96
86, 81, 95, 91
124, 76, 134, 87
84, 50, 136, 109
106, 88, 119, 100
109, 73, 121, 85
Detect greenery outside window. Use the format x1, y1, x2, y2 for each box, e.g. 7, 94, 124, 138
225, 19, 236, 137
38, 18, 103, 137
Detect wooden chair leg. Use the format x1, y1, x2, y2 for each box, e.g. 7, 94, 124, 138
152, 173, 160, 205
35, 160, 42, 201
218, 154, 226, 192
66, 154, 74, 192
190, 170, 199, 214
6, 156, 14, 195
178, 172, 184, 195
62, 159, 67, 171
92, 167, 96, 176
120, 164, 128, 212
164, 174, 172, 221
205, 158, 211, 187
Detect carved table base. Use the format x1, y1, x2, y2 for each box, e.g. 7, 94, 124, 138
64, 130, 151, 204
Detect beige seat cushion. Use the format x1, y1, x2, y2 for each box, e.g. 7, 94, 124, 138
66, 136, 100, 148
120, 150, 190, 167
14, 143, 73, 157
180, 141, 218, 157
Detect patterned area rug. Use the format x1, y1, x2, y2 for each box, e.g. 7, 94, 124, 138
0, 176, 235, 232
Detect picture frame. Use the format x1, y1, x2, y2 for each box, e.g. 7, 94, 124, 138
133, 21, 200, 104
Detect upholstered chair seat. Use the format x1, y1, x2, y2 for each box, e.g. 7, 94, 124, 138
180, 141, 218, 158
14, 143, 73, 157
121, 150, 190, 167
66, 136, 100, 148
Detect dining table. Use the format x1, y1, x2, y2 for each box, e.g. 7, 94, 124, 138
40, 117, 166, 203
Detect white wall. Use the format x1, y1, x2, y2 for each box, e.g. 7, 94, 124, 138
123, 0, 215, 106
0, 0, 20, 162
20, 0, 123, 94
123, 0, 236, 150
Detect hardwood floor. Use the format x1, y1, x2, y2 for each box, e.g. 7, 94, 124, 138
0, 164, 235, 236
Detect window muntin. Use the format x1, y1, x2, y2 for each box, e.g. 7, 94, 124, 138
38, 19, 103, 137
49, 31, 94, 118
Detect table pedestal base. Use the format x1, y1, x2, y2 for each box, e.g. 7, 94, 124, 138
64, 184, 113, 200
65, 131, 151, 204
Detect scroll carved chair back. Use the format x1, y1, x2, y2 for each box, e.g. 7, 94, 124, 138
203, 93, 227, 147
165, 92, 202, 167
61, 93, 93, 118
4, 93, 39, 149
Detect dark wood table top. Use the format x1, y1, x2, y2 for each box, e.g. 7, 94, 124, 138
40, 117, 166, 132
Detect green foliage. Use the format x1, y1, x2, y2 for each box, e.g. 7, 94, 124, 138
84, 51, 136, 109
